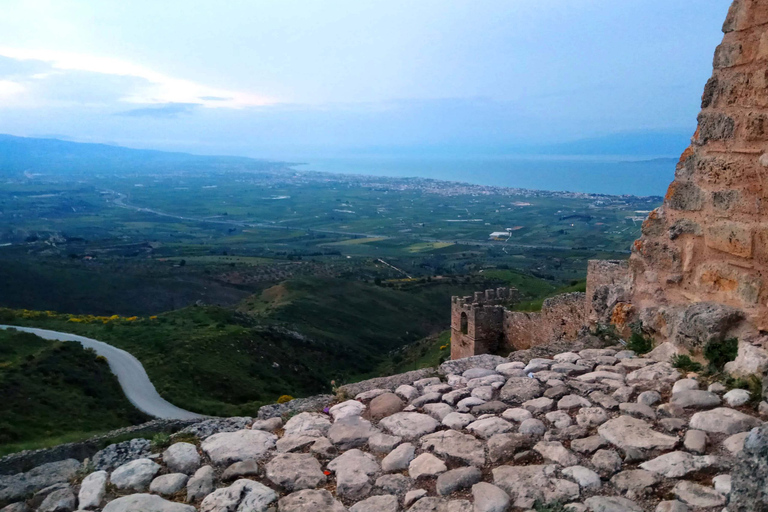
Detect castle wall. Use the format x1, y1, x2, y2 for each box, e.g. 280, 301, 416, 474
503, 292, 586, 350
629, 0, 768, 344
585, 260, 632, 328
450, 288, 515, 359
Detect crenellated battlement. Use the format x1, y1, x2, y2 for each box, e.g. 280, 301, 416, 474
451, 287, 517, 308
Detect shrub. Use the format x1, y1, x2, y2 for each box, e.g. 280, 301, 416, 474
534, 501, 567, 512
671, 355, 702, 373
150, 432, 170, 450
627, 330, 653, 355
704, 337, 738, 371
95, 355, 108, 364
276, 395, 294, 404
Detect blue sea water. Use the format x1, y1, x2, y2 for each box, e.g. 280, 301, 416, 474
297, 155, 676, 197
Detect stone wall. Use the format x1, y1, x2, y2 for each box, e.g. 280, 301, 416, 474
503, 292, 586, 350
629, 0, 768, 349
450, 287, 517, 359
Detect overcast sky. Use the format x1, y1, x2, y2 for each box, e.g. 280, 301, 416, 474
0, 0, 730, 158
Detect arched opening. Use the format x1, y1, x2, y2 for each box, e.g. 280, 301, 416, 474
460, 312, 468, 334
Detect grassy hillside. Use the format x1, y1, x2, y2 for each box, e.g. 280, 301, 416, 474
0, 329, 148, 455
0, 276, 505, 416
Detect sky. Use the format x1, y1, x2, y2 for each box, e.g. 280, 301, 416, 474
0, 0, 731, 159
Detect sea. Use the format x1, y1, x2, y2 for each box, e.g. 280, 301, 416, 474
295, 155, 676, 197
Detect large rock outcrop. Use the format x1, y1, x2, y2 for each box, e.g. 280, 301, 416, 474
629, 0, 768, 348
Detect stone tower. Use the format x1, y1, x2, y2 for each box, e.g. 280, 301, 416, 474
630, 0, 768, 350
450, 288, 515, 359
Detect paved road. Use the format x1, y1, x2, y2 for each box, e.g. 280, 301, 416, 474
0, 325, 205, 420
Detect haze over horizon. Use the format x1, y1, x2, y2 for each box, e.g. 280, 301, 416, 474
0, 1, 729, 162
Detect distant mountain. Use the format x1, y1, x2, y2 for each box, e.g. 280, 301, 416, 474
0, 134, 281, 175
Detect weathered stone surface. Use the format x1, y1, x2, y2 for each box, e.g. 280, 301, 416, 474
251, 417, 283, 431
562, 466, 601, 489
179, 417, 252, 439
725, 340, 768, 377
492, 464, 579, 509
277, 489, 346, 512
163, 442, 200, 475
558, 395, 591, 410
420, 430, 486, 466
329, 400, 366, 421
584, 496, 643, 512
423, 403, 454, 421
368, 432, 402, 453
381, 442, 415, 472
149, 473, 188, 496
409, 453, 447, 479
375, 474, 410, 495
670, 390, 721, 409
78, 470, 108, 510
442, 412, 475, 430
487, 433, 534, 463
110, 458, 161, 491
675, 302, 744, 348
571, 435, 608, 454
654, 500, 689, 512
465, 417, 513, 439
730, 424, 768, 511
436, 467, 482, 496
724, 388, 752, 407
339, 369, 436, 397
499, 377, 542, 403
673, 481, 726, 508
626, 362, 680, 388
283, 412, 332, 437
327, 416, 375, 450
38, 487, 76, 512
591, 450, 623, 477
598, 416, 678, 451
471, 482, 510, 512
518, 418, 547, 436
610, 469, 658, 492
221, 459, 260, 480
713, 474, 731, 495
185, 465, 215, 503
103, 494, 196, 512
439, 355, 507, 375
575, 407, 609, 427
93, 439, 151, 471
379, 412, 438, 440
640, 451, 721, 478
724, 431, 749, 454
328, 449, 380, 500
683, 429, 707, 454
201, 429, 277, 465
265, 453, 325, 491
349, 495, 398, 512
533, 441, 579, 466
689, 407, 761, 434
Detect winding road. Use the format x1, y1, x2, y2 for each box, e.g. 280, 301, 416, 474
0, 325, 205, 420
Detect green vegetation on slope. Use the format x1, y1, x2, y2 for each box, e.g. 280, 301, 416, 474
1, 276, 506, 416
0, 329, 148, 455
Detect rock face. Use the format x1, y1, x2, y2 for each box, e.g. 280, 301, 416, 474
0, 459, 81, 503
628, 0, 768, 348
730, 424, 768, 511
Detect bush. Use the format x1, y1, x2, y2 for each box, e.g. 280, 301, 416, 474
534, 501, 567, 512
627, 330, 653, 355
151, 432, 170, 450
671, 355, 703, 373
276, 395, 294, 404
704, 337, 738, 371
725, 374, 762, 404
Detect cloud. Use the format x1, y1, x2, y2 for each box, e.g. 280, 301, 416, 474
117, 102, 200, 118
199, 96, 232, 102
0, 47, 275, 108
